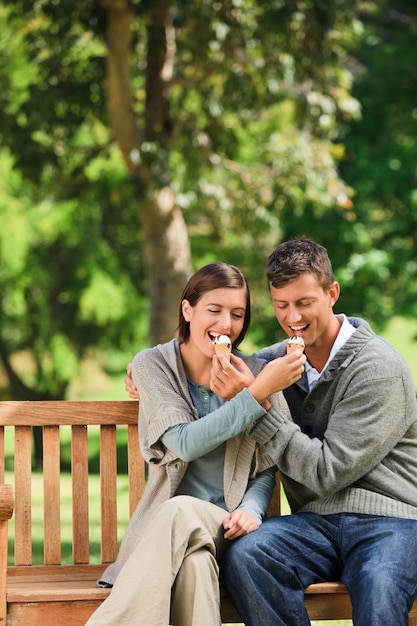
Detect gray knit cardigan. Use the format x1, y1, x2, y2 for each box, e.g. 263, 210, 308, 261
254, 317, 417, 519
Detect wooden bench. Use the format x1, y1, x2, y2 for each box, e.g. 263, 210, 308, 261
0, 400, 416, 625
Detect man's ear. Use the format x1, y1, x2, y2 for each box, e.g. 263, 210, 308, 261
328, 281, 340, 307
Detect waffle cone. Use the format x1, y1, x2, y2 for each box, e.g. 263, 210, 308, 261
286, 337, 305, 354
286, 343, 304, 354
214, 343, 231, 360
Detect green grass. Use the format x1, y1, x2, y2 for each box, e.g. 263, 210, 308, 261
379, 316, 417, 386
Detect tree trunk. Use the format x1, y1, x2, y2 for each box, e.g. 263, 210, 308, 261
141, 192, 192, 344
101, 0, 192, 346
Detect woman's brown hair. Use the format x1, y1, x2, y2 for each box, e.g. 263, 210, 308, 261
177, 262, 251, 348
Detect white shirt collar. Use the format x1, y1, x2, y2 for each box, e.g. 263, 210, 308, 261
305, 314, 355, 389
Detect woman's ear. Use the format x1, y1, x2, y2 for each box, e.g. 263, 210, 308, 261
181, 299, 192, 321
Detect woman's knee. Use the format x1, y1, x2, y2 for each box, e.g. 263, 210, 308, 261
152, 495, 196, 524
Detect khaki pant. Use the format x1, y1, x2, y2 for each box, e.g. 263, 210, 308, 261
86, 496, 229, 626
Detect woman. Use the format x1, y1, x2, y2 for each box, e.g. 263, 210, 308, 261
86, 262, 305, 626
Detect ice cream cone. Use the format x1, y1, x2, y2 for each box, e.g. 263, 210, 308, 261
214, 342, 232, 360
287, 336, 305, 354
213, 335, 232, 360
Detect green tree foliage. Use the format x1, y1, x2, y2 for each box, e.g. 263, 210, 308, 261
0, 147, 147, 398
0, 0, 415, 399
337, 0, 417, 325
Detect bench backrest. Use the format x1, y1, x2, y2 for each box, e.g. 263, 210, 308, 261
0, 400, 280, 568
0, 401, 144, 567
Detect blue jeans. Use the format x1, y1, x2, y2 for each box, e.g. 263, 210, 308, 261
221, 513, 417, 626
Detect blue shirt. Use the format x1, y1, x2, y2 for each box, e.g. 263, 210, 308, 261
162, 380, 276, 522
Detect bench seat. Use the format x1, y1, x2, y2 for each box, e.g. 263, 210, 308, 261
6, 572, 417, 624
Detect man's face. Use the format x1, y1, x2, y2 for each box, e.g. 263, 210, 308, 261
269, 273, 339, 350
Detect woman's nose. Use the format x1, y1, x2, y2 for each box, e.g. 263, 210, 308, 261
219, 312, 232, 330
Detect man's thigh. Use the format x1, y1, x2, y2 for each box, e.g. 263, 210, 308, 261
230, 512, 344, 586
341, 514, 417, 595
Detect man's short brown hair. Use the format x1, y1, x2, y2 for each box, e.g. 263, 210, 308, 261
267, 238, 334, 290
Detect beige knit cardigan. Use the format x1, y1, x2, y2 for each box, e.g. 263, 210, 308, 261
100, 339, 291, 585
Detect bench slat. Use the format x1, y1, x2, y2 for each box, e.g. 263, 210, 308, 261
7, 600, 106, 626
127, 423, 142, 516
0, 427, 4, 484
43, 426, 61, 565
7, 582, 110, 602
72, 425, 90, 564
14, 426, 32, 566
7, 563, 106, 580
0, 485, 12, 621
0, 401, 138, 426
100, 425, 118, 564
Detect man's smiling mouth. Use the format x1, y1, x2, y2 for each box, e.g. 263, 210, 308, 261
289, 324, 309, 334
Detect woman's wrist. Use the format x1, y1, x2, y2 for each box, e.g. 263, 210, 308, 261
247, 378, 269, 405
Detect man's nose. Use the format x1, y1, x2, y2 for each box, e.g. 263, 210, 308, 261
286, 305, 303, 324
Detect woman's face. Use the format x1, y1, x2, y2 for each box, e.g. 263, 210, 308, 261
182, 287, 247, 359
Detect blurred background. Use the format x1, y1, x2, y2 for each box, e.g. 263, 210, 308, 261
1, 0, 416, 405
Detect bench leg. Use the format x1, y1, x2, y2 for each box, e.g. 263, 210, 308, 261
0, 521, 8, 623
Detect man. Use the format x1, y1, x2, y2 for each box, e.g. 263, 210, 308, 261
220, 238, 417, 625
125, 238, 417, 625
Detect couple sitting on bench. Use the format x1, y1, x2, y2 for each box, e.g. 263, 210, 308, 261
87, 239, 417, 626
